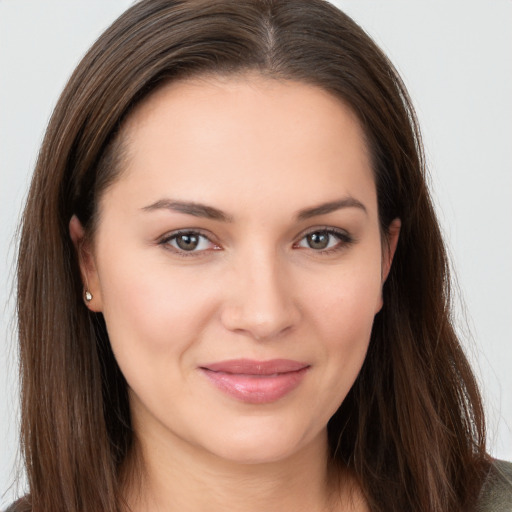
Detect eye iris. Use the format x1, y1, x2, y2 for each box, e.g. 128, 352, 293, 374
176, 233, 199, 251
307, 232, 329, 250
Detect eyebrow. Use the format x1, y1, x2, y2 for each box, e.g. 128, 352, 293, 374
296, 197, 367, 220
141, 196, 367, 222
142, 199, 233, 222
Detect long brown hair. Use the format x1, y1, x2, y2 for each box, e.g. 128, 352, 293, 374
14, 1, 487, 511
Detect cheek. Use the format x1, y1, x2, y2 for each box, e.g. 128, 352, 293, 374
317, 283, 376, 380
307, 255, 383, 339
302, 253, 382, 403
94, 245, 220, 373
95, 255, 227, 426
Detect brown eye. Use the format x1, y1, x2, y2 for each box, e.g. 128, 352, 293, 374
162, 231, 216, 253
175, 233, 200, 251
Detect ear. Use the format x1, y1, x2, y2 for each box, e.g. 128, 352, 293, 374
375, 218, 401, 313
381, 218, 401, 283
69, 215, 103, 312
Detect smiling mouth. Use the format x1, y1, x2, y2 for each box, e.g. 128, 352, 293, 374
199, 359, 310, 404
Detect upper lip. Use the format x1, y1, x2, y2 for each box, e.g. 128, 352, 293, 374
200, 359, 309, 375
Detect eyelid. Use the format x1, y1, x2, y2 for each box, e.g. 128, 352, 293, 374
158, 229, 221, 256
293, 226, 355, 253
156, 226, 355, 257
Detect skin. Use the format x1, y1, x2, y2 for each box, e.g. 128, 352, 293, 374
71, 75, 400, 512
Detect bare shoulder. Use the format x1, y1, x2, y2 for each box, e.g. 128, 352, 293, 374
476, 459, 512, 512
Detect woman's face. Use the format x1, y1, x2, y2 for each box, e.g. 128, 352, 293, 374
73, 76, 399, 465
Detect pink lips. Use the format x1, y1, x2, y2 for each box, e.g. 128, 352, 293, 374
199, 359, 310, 404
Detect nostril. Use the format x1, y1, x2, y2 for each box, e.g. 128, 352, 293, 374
229, 319, 296, 342
219, 262, 301, 339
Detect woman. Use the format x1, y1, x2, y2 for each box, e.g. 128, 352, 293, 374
6, 0, 511, 511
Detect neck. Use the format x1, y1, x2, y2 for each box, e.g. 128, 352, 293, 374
122, 427, 348, 512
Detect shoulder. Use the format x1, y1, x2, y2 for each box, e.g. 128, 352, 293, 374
476, 459, 512, 512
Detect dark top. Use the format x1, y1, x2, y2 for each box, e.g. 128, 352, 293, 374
476, 459, 512, 512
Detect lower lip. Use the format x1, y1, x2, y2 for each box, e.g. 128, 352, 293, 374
200, 367, 309, 404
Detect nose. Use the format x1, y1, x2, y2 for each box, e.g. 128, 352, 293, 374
220, 249, 301, 341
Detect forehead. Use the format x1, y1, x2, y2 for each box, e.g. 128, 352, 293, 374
103, 75, 377, 220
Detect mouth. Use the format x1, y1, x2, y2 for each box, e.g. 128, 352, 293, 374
199, 359, 310, 404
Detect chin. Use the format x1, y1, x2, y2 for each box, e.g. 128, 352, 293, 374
201, 419, 323, 466
212, 441, 301, 465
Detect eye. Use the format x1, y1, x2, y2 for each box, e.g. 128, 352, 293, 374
160, 230, 219, 253
295, 228, 352, 252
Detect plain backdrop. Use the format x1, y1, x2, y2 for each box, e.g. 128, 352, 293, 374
1, 0, 511, 507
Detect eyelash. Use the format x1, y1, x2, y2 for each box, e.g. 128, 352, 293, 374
158, 230, 219, 258
158, 227, 354, 257
293, 227, 355, 255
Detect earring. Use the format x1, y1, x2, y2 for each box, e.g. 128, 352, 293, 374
84, 290, 93, 302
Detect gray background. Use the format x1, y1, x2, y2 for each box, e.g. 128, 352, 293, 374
1, 0, 511, 507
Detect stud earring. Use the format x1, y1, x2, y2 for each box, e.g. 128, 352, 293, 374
84, 290, 93, 302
